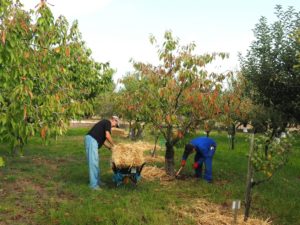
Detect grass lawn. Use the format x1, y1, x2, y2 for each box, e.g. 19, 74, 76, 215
0, 128, 299, 225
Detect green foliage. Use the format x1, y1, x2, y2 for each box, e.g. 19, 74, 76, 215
117, 72, 150, 123
239, 6, 299, 215
218, 73, 251, 144
94, 91, 119, 119
0, 1, 113, 152
0, 156, 4, 167
251, 133, 292, 180
240, 5, 300, 122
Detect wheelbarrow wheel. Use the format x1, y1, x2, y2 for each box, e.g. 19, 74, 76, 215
123, 176, 129, 184
129, 175, 138, 186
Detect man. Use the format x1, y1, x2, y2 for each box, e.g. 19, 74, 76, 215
85, 116, 119, 190
180, 136, 217, 183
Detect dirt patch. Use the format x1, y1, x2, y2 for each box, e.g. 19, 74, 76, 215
0, 177, 75, 225
214, 179, 230, 186
11, 178, 45, 194
32, 157, 58, 170
175, 174, 194, 181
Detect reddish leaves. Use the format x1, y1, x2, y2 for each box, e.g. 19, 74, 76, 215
40, 127, 47, 139
1, 31, 6, 45
65, 47, 70, 57
23, 105, 27, 120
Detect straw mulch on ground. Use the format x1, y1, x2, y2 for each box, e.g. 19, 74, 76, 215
112, 143, 145, 168
141, 166, 172, 181
172, 199, 271, 225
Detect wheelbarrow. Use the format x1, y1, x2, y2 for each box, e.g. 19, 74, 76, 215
112, 162, 146, 186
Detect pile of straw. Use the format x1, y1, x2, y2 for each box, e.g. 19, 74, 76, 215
111, 143, 145, 168
141, 166, 170, 181
172, 199, 271, 225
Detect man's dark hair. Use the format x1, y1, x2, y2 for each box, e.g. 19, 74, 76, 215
183, 144, 194, 159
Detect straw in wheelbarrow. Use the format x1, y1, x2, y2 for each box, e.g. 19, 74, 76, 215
112, 143, 145, 168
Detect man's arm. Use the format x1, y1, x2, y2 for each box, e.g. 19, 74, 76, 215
105, 131, 115, 147
103, 141, 113, 151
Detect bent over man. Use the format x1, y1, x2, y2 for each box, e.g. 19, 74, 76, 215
181, 136, 217, 183
85, 116, 119, 189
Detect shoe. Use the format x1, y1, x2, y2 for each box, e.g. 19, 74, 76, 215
99, 182, 107, 187
92, 186, 102, 191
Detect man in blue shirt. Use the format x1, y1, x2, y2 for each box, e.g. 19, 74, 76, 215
180, 136, 217, 182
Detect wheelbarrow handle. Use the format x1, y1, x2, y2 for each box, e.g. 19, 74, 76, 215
138, 162, 146, 174
112, 162, 117, 173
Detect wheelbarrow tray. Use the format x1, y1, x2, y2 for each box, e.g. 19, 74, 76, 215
112, 162, 146, 186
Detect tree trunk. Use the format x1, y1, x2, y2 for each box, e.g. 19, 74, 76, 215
264, 142, 269, 158
128, 120, 132, 139
231, 134, 235, 150
244, 133, 255, 221
206, 131, 210, 137
231, 123, 236, 150
12, 138, 25, 157
130, 123, 137, 140
165, 141, 175, 176
151, 135, 159, 157
228, 123, 236, 150
130, 122, 143, 140
136, 124, 144, 139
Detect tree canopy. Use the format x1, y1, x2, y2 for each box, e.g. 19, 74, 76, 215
240, 5, 300, 123
0, 0, 113, 153
119, 31, 229, 174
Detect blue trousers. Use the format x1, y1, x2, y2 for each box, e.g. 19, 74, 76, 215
194, 152, 213, 182
85, 135, 101, 189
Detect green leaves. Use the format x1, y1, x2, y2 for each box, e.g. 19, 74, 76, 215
0, 157, 5, 167
0, 1, 113, 153
251, 133, 292, 179
240, 5, 300, 122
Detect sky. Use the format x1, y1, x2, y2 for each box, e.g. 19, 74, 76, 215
22, 0, 300, 82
